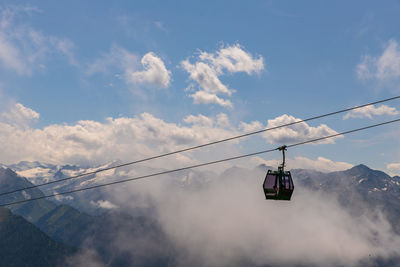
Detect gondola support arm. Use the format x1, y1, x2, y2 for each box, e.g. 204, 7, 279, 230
278, 145, 287, 172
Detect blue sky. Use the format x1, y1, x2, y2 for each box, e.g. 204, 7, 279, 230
0, 1, 400, 174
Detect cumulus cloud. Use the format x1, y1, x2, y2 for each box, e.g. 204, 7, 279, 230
199, 44, 264, 74
0, 103, 343, 176
357, 39, 400, 82
182, 44, 264, 108
0, 5, 77, 75
88, 47, 171, 90
0, 102, 39, 126
128, 52, 171, 88
239, 121, 263, 132
184, 114, 214, 127
190, 90, 233, 107
263, 114, 341, 144
0, 104, 344, 167
181, 60, 232, 95
343, 104, 399, 119
216, 113, 231, 128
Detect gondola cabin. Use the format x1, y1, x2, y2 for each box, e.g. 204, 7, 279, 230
262, 145, 294, 200
263, 169, 294, 200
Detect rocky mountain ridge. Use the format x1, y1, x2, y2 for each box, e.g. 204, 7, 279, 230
1, 162, 400, 266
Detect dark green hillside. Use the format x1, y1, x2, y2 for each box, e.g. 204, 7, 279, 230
37, 204, 94, 246
0, 168, 95, 247
0, 207, 74, 267
0, 168, 56, 223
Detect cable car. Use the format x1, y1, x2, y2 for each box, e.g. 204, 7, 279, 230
263, 145, 294, 200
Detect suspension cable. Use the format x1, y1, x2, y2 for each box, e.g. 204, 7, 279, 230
1, 117, 399, 207
0, 95, 399, 197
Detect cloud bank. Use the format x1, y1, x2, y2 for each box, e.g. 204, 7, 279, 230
73, 166, 400, 267
0, 103, 343, 170
0, 103, 238, 166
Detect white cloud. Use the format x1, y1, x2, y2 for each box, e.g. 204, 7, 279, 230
65, 249, 105, 267
181, 60, 232, 95
255, 156, 353, 172
293, 156, 354, 171
90, 200, 118, 209
0, 5, 77, 75
127, 52, 171, 88
12, 103, 39, 120
100, 165, 400, 267
387, 163, 400, 173
183, 113, 231, 129
21, 190, 31, 199
343, 104, 399, 119
182, 44, 264, 108
153, 21, 167, 32
162, 185, 399, 266
376, 40, 400, 80
54, 38, 78, 66
263, 114, 341, 144
356, 55, 374, 80
357, 39, 400, 82
190, 91, 233, 108
87, 45, 138, 76
0, 104, 342, 175
239, 121, 263, 132
0, 102, 39, 126
199, 44, 264, 74
0, 33, 28, 74
53, 194, 74, 202
216, 113, 231, 128
0, 105, 239, 166
88, 47, 171, 90
184, 114, 214, 127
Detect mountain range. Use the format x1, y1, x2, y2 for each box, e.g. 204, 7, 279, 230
0, 166, 173, 266
1, 162, 400, 266
291, 164, 400, 234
